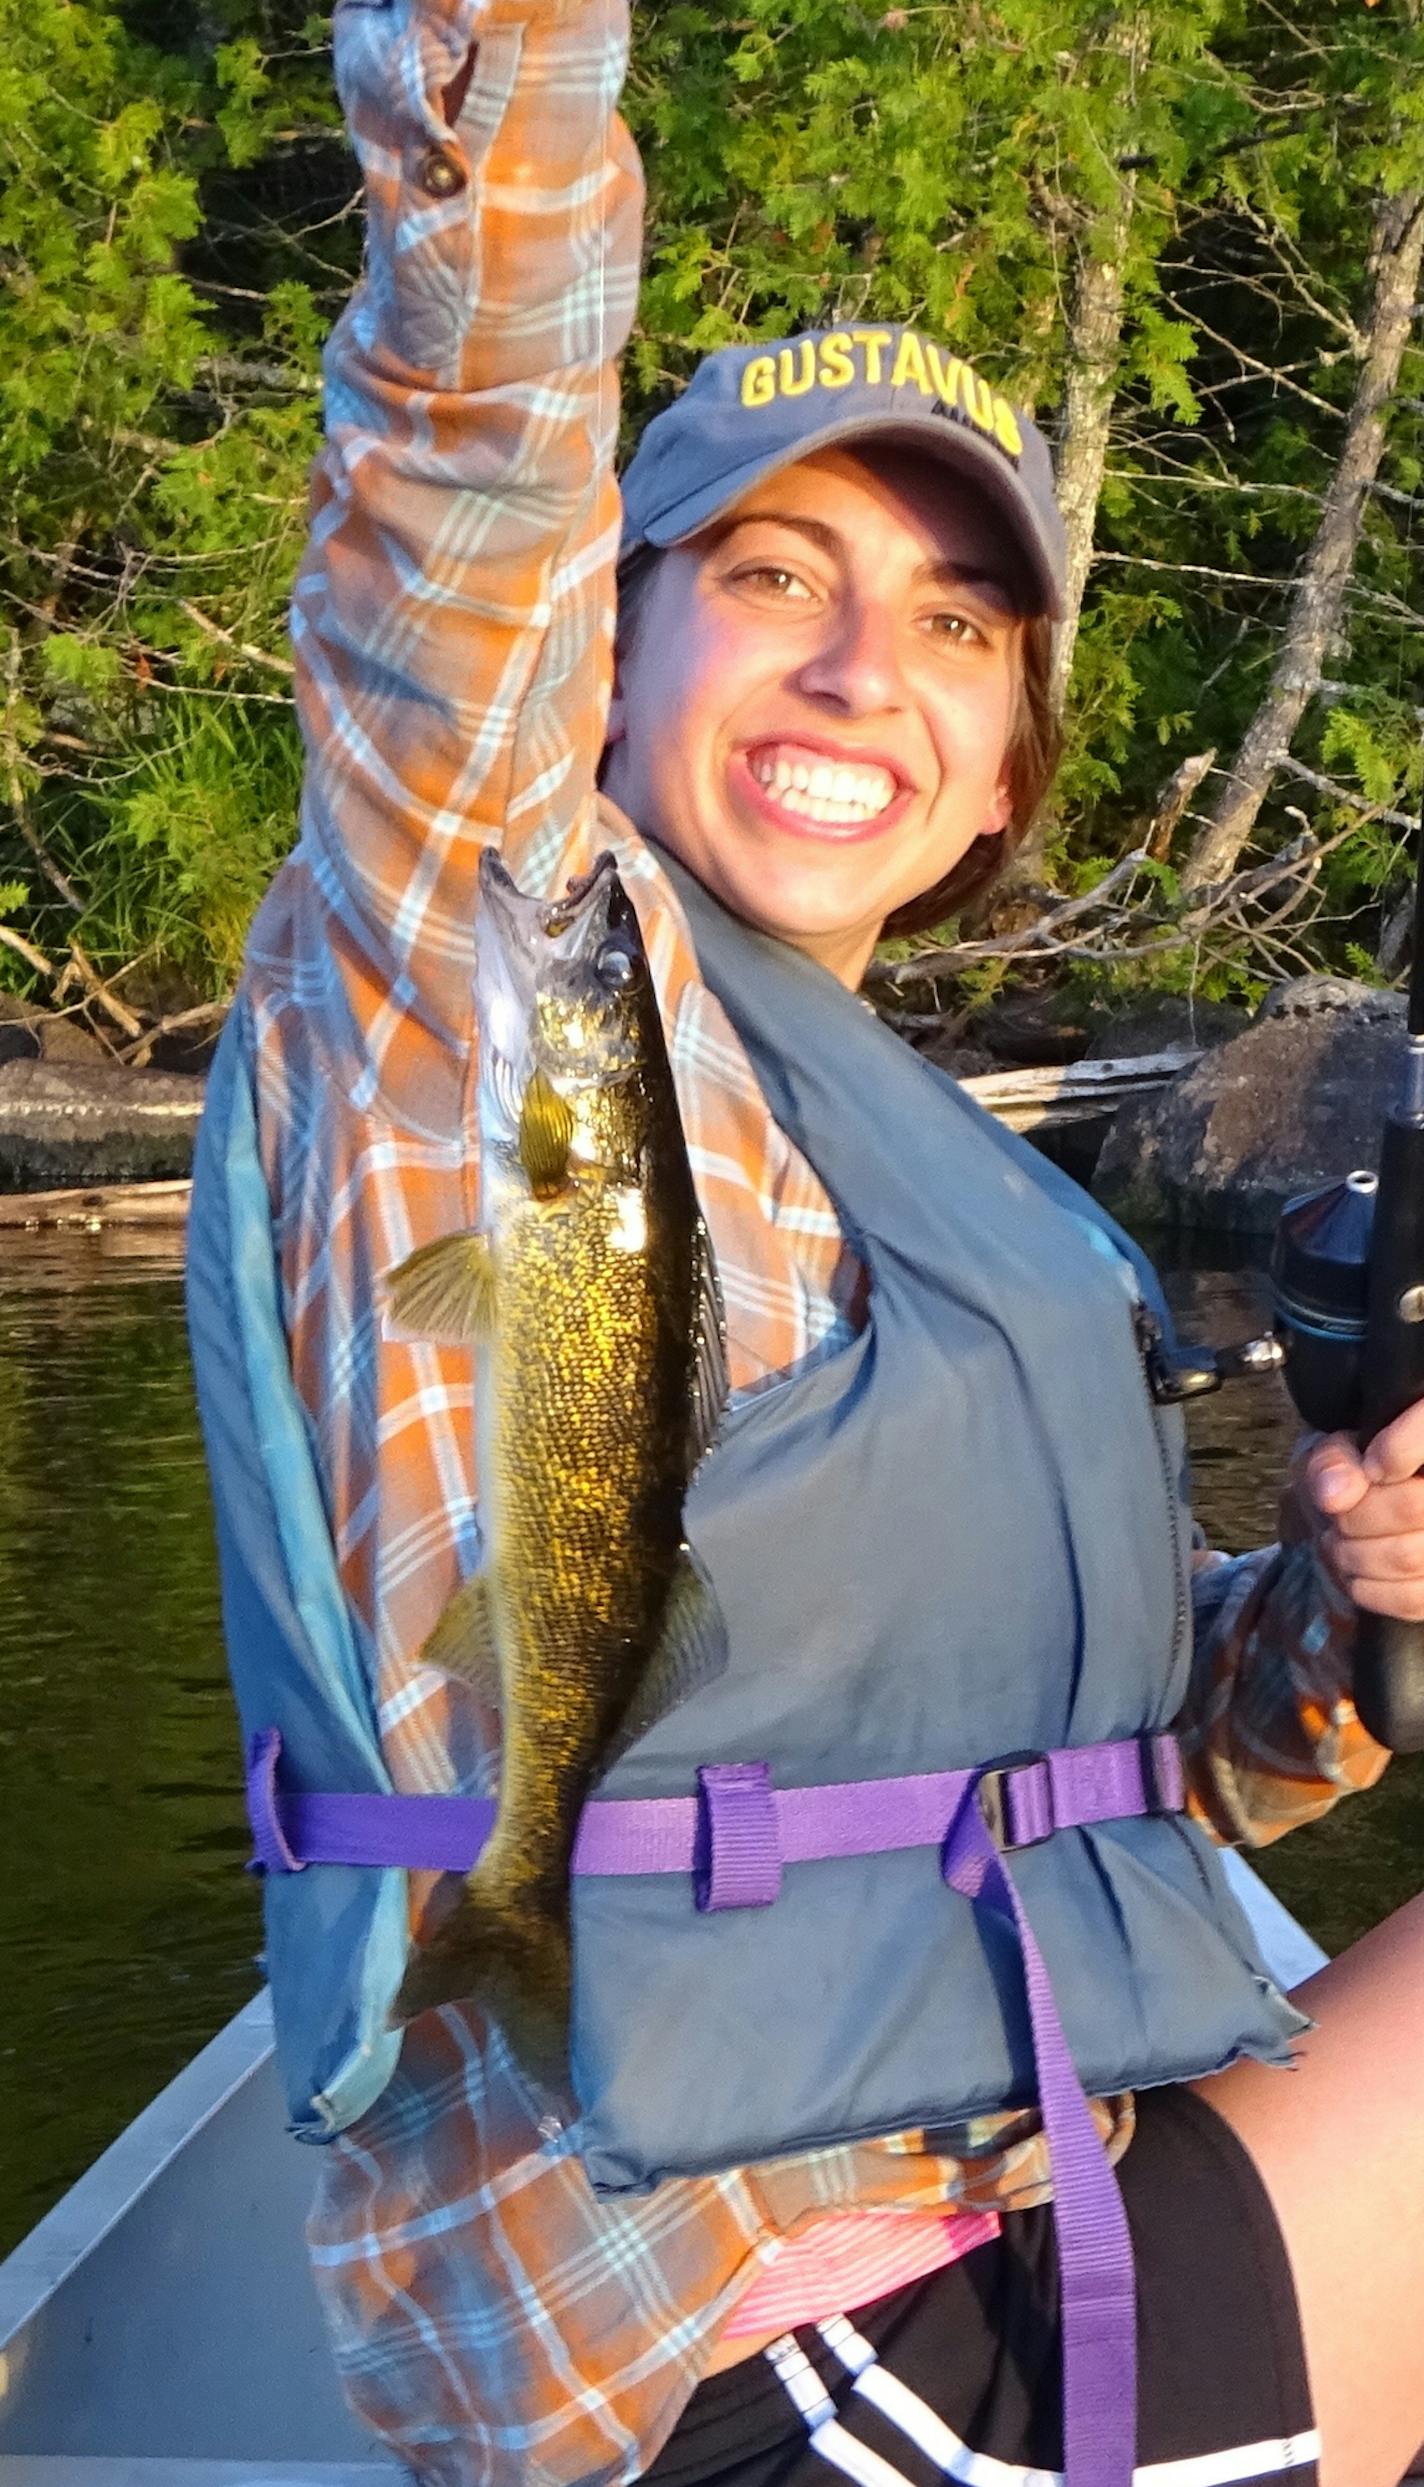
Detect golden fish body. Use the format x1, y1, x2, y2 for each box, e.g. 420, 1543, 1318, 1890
387, 852, 724, 2078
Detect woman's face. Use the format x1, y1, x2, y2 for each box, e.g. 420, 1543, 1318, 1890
602, 445, 1024, 987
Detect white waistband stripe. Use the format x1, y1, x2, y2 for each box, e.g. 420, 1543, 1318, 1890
853, 2357, 1058, 2487
808, 2414, 938, 2487
1136, 2437, 1322, 2487
754, 2323, 1324, 2487
767, 2334, 838, 2429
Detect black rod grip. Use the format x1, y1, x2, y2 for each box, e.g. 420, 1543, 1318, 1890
1356, 1109, 1424, 1750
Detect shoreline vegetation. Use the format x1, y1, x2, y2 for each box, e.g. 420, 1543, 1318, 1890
0, 1, 1420, 1069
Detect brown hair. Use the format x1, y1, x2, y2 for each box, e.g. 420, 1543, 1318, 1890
610, 549, 1062, 940
880, 609, 1060, 938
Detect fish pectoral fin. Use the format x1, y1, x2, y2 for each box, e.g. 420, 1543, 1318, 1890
422, 1571, 500, 1695
519, 1068, 575, 1198
688, 1221, 730, 1469
385, 1232, 497, 1345
607, 1549, 726, 1760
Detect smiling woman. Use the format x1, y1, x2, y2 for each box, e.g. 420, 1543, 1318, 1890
181, 9, 1424, 2487
603, 448, 1042, 985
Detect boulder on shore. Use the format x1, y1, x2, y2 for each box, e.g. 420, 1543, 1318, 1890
1093, 977, 1399, 1234
0, 1059, 205, 1192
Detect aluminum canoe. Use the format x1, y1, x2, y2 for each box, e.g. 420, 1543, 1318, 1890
0, 1856, 1325, 2487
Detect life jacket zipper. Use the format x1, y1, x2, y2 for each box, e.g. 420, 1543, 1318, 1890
1133, 1302, 1192, 1680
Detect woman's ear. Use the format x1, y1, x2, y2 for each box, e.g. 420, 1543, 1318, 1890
984, 771, 1013, 838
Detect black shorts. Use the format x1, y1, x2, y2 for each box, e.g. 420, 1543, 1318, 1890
645, 2087, 1318, 2487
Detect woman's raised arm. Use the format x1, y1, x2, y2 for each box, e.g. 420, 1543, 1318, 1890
282, 0, 642, 1079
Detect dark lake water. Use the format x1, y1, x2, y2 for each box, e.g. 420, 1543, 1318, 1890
0, 1233, 1420, 2259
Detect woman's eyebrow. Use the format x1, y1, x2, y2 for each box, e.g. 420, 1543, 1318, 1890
713, 512, 1017, 609
918, 556, 1018, 612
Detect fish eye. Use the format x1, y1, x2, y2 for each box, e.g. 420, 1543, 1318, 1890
595, 938, 640, 992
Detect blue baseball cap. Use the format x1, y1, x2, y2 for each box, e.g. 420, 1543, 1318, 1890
619, 324, 1066, 619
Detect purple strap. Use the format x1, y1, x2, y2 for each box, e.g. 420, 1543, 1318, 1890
695, 1762, 782, 1910
248, 1730, 1163, 2483
245, 1729, 1182, 1890
943, 1789, 1137, 2487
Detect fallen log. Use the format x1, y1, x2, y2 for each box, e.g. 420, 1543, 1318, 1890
0, 1178, 192, 1230
0, 1052, 1204, 1226
960, 1047, 1202, 1134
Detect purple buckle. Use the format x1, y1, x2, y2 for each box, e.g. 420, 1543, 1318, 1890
245, 1727, 307, 1876
694, 1761, 783, 1911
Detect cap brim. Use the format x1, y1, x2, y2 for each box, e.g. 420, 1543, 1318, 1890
625, 414, 1064, 619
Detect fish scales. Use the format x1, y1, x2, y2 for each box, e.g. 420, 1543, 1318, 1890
486, 1136, 697, 1906
385, 851, 725, 2083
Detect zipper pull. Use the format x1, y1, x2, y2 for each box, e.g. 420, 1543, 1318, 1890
1133, 1303, 1222, 1405
1133, 1303, 1284, 1405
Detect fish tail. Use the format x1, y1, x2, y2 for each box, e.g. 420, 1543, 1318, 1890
392, 1881, 572, 2089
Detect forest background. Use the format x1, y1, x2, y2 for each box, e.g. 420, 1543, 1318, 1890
0, 0, 1421, 1057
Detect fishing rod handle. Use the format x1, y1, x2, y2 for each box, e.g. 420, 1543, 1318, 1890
1356, 1100, 1424, 1752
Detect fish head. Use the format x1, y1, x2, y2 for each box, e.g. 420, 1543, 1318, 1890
476, 849, 652, 1176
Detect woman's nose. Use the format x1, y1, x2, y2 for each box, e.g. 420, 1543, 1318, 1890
792, 596, 907, 714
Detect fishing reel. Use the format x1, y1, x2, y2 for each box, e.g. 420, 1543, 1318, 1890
1141, 1033, 1424, 1754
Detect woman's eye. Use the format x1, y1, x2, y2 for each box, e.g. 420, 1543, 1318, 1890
729, 564, 813, 601
925, 611, 986, 647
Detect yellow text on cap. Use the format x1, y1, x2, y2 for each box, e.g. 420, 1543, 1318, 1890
739, 329, 1023, 462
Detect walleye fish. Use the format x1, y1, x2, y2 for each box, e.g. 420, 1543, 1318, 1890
386, 849, 727, 2080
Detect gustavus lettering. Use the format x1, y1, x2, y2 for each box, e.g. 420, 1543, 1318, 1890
739, 327, 1024, 462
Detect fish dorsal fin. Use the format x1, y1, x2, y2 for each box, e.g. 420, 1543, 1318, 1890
603, 1547, 725, 1766
519, 1068, 575, 1198
688, 1221, 729, 1469
422, 1569, 500, 1697
385, 1231, 496, 1345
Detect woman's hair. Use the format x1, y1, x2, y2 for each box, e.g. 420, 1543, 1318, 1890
610, 542, 1062, 943
882, 609, 1060, 938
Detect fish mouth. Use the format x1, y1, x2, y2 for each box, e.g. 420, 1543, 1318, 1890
476, 850, 642, 1128
478, 848, 623, 949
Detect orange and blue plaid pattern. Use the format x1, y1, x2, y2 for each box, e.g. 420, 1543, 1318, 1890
233, 3, 1386, 2479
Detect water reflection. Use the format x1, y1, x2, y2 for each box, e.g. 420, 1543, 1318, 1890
0, 1237, 1418, 2258
0, 1233, 258, 2257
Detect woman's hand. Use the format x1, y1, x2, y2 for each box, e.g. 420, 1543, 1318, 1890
1305, 1400, 1424, 1621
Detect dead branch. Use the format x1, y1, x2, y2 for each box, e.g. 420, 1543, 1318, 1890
118, 1000, 229, 1069
0, 923, 54, 977
1280, 760, 1419, 837
1146, 750, 1216, 862
1182, 187, 1424, 891
176, 599, 296, 680
53, 943, 142, 1044
878, 831, 1350, 988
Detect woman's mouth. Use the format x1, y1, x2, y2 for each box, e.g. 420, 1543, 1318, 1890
736, 742, 911, 841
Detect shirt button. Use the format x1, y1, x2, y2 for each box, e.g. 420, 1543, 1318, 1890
415, 144, 466, 200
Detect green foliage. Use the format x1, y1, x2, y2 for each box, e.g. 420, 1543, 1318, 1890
0, 0, 1418, 1021
0, 0, 347, 1012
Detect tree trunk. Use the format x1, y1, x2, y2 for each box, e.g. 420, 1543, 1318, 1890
1181, 186, 1424, 893
1013, 18, 1143, 881
1050, 237, 1131, 716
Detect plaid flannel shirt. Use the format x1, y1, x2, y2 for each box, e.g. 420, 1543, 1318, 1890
232, 2, 1386, 2478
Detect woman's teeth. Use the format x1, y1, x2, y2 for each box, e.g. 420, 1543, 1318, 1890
749, 748, 898, 826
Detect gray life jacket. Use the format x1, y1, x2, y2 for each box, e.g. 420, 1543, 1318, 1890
568, 857, 1302, 2193
186, 872, 1303, 2172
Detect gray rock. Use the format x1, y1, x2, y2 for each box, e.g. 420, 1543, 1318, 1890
0, 1059, 204, 1191
0, 995, 108, 1067
913, 1029, 999, 1081
1093, 1009, 1394, 1235
1256, 973, 1403, 1027
1082, 994, 1250, 1062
